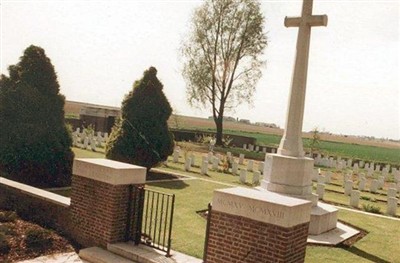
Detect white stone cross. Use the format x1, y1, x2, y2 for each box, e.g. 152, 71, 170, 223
278, 0, 328, 157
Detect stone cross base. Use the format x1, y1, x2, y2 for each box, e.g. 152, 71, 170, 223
261, 153, 338, 235
205, 188, 311, 263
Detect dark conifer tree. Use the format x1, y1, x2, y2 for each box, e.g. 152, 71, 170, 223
106, 67, 174, 169
0, 45, 74, 187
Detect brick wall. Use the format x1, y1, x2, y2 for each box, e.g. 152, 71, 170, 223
0, 178, 71, 237
70, 175, 138, 247
205, 210, 309, 263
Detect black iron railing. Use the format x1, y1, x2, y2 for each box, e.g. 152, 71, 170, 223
130, 187, 175, 257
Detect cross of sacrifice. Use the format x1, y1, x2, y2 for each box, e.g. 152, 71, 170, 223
277, 0, 328, 158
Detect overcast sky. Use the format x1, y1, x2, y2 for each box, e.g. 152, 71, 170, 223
1, 0, 399, 140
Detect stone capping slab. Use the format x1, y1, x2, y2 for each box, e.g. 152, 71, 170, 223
0, 177, 70, 207
212, 187, 312, 228
73, 158, 146, 185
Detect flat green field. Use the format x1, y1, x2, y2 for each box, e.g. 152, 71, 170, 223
206, 129, 400, 166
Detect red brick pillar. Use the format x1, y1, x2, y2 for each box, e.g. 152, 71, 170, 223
70, 158, 146, 248
205, 187, 312, 263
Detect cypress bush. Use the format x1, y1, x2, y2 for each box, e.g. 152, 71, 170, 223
106, 67, 174, 169
0, 45, 74, 187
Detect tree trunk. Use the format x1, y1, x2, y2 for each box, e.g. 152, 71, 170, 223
215, 117, 224, 146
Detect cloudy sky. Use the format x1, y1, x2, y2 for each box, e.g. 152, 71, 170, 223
1, 0, 399, 139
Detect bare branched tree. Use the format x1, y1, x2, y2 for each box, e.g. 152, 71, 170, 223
181, 0, 268, 145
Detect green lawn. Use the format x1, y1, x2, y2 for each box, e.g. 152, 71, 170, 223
69, 147, 400, 262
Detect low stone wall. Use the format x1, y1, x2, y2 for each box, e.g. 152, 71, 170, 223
171, 129, 257, 147
0, 177, 72, 236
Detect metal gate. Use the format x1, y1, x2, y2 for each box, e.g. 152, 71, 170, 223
128, 186, 175, 257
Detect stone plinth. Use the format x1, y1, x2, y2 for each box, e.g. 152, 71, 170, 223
260, 153, 338, 235
261, 154, 314, 197
205, 188, 311, 263
70, 158, 146, 248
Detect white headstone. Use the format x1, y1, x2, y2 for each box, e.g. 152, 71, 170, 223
344, 180, 353, 196
347, 159, 352, 168
212, 156, 219, 170
185, 157, 191, 171
271, 148, 276, 154
325, 171, 332, 184
208, 152, 214, 163
239, 169, 247, 184
201, 160, 208, 175
248, 144, 254, 152
253, 171, 261, 185
190, 154, 196, 166
350, 190, 360, 208
387, 197, 398, 216
83, 136, 89, 149
316, 183, 325, 200
312, 168, 319, 182
173, 150, 180, 163
243, 144, 247, 150
359, 160, 365, 168
365, 163, 370, 170
378, 176, 385, 189
388, 188, 397, 198
255, 146, 260, 152
353, 163, 359, 173
239, 154, 245, 165
247, 160, 254, 172
232, 161, 239, 175
262, 147, 267, 153
317, 175, 325, 184
375, 164, 381, 172
358, 178, 366, 191
258, 162, 264, 174
370, 179, 379, 193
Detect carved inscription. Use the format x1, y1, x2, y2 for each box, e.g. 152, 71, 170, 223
216, 198, 285, 219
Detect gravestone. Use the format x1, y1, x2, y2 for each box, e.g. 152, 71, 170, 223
201, 160, 208, 175
317, 175, 325, 184
378, 176, 385, 189
316, 183, 324, 200
173, 150, 180, 163
253, 171, 261, 185
247, 160, 254, 172
262, 147, 267, 153
243, 144, 247, 150
232, 161, 239, 175
325, 171, 332, 184
387, 198, 398, 216
365, 163, 370, 170
358, 178, 366, 191
344, 180, 353, 196
350, 190, 360, 208
212, 157, 219, 170
208, 152, 213, 163
258, 161, 264, 174
387, 188, 397, 198
271, 148, 276, 154
239, 154, 245, 165
255, 145, 260, 152
190, 154, 196, 166
370, 179, 379, 193
185, 157, 191, 172
312, 168, 319, 182
239, 169, 247, 184
249, 144, 254, 152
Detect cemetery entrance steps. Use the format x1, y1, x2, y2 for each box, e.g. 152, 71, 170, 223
79, 242, 202, 263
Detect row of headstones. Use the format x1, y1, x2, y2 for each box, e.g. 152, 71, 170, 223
172, 149, 264, 185
72, 128, 109, 150
315, 172, 399, 216
316, 184, 398, 216
313, 169, 400, 193
242, 144, 276, 154
315, 154, 398, 175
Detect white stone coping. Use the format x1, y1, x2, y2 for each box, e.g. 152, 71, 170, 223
0, 177, 70, 207
212, 187, 312, 228
73, 158, 146, 185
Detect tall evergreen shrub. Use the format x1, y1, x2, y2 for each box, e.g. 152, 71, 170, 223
0, 45, 74, 187
106, 67, 174, 169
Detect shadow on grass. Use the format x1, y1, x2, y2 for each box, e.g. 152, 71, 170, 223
343, 246, 391, 263
146, 180, 190, 190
